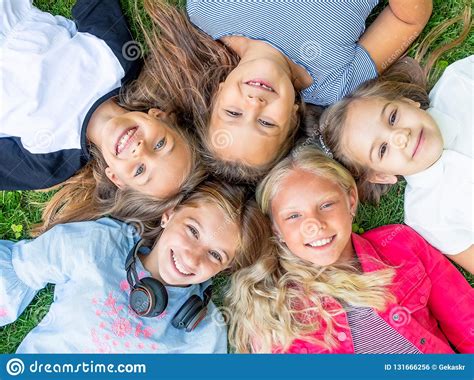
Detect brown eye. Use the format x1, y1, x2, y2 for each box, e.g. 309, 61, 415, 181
225, 110, 242, 117
379, 143, 388, 159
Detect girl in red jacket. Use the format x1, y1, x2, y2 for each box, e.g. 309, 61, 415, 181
227, 146, 474, 353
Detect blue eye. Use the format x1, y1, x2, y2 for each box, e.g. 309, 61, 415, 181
154, 138, 166, 150
286, 214, 300, 220
134, 165, 144, 177
321, 202, 334, 210
258, 119, 276, 128
225, 110, 241, 117
209, 250, 222, 262
187, 225, 199, 239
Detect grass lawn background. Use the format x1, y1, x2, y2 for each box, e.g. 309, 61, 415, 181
0, 0, 472, 353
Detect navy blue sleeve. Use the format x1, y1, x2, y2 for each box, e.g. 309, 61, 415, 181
72, 0, 141, 81
0, 138, 86, 191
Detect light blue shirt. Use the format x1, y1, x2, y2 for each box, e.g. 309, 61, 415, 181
0, 218, 227, 353
187, 0, 379, 106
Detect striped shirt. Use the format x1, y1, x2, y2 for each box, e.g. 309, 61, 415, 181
186, 0, 379, 106
346, 306, 422, 354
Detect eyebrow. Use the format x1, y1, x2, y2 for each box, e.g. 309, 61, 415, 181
277, 192, 340, 215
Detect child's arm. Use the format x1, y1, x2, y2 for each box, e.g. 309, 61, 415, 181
359, 0, 432, 73
450, 245, 474, 275
408, 229, 474, 353
0, 225, 91, 326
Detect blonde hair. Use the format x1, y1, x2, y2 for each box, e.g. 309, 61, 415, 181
314, 4, 472, 203
227, 146, 395, 352
126, 0, 305, 184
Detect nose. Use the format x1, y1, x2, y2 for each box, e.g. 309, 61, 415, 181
131, 140, 146, 158
300, 216, 327, 239
390, 128, 411, 150
245, 92, 267, 108
180, 247, 202, 269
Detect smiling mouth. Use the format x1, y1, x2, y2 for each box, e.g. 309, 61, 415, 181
245, 79, 275, 93
412, 128, 424, 158
170, 249, 194, 276
305, 235, 335, 249
115, 126, 138, 156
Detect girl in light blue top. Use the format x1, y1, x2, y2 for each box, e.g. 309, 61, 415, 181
0, 181, 272, 353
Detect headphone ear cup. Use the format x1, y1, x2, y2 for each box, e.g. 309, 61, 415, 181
130, 277, 168, 318
172, 295, 207, 331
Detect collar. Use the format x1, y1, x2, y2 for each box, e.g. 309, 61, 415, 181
404, 153, 446, 188
351, 233, 388, 273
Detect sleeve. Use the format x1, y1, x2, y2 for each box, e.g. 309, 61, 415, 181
408, 228, 474, 353
310, 44, 378, 106
0, 224, 93, 326
72, 0, 141, 80
0, 137, 86, 190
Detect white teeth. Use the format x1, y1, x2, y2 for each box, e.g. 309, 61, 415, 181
307, 237, 333, 247
172, 252, 192, 275
116, 128, 136, 154
248, 81, 273, 92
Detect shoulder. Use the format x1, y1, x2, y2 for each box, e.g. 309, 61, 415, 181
362, 224, 428, 260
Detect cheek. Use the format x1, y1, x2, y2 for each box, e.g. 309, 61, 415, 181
281, 222, 302, 247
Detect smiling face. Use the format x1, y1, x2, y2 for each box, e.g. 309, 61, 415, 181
342, 97, 443, 181
270, 168, 356, 267
98, 109, 192, 198
209, 59, 299, 166
145, 202, 240, 286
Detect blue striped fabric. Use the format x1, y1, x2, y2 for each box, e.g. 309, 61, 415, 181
186, 0, 379, 106
346, 306, 422, 354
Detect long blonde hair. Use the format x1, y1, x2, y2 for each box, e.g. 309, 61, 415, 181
125, 0, 305, 184
227, 146, 395, 353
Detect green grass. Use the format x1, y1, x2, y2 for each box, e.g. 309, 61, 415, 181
1, 0, 472, 353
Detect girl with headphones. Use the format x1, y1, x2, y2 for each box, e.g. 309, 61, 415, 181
0, 181, 272, 353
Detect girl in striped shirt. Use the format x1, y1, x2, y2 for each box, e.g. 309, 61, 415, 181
135, 0, 432, 183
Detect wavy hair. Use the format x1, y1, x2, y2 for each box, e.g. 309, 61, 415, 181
227, 146, 395, 352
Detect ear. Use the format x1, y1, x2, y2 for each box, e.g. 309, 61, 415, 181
348, 187, 358, 215
367, 172, 398, 185
160, 208, 176, 228
105, 167, 125, 189
402, 97, 421, 108
148, 108, 168, 120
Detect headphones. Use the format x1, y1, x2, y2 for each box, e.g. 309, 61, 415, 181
125, 240, 212, 332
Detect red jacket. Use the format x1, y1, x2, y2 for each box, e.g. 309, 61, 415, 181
286, 225, 474, 354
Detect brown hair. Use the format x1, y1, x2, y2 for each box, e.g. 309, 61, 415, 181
317, 78, 430, 203
125, 0, 305, 184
